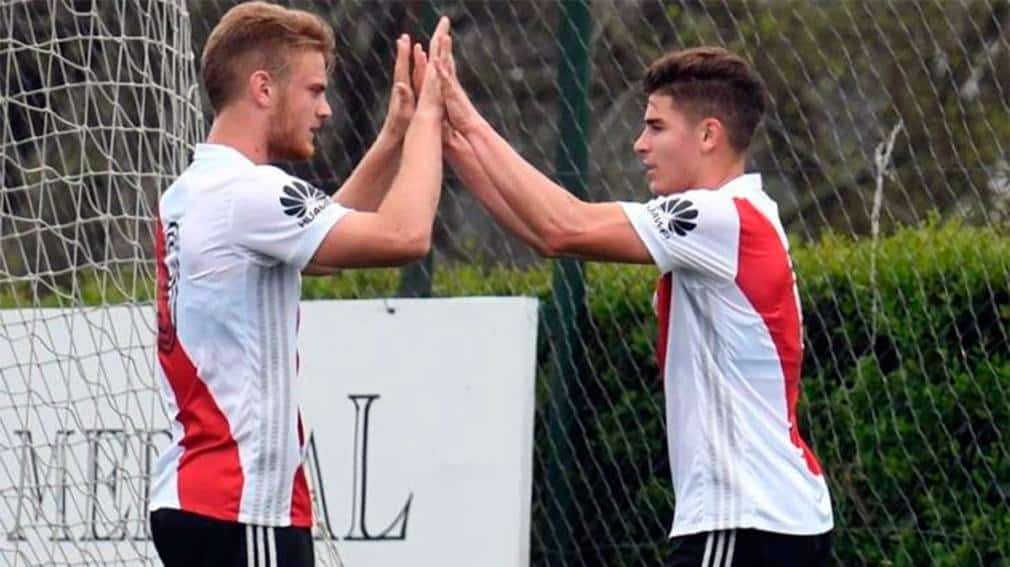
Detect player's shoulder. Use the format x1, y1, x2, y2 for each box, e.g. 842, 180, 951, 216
647, 187, 734, 210
643, 188, 736, 229
236, 164, 298, 192
234, 166, 326, 204
159, 160, 213, 214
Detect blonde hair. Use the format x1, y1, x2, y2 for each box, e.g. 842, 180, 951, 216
201, 1, 336, 113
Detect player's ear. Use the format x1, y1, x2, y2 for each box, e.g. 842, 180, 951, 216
698, 117, 723, 153
248, 70, 274, 109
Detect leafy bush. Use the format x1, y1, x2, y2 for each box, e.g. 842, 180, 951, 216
296, 221, 1010, 565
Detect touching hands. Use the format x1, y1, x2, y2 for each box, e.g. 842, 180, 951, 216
433, 31, 485, 135
379, 16, 451, 140
413, 16, 451, 120
405, 18, 484, 137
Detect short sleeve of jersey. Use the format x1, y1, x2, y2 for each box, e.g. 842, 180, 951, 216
232, 167, 350, 269
620, 189, 740, 280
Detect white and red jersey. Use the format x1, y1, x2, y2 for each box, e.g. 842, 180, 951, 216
621, 173, 833, 537
150, 143, 348, 527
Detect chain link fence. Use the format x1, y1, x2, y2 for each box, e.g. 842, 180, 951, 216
2, 0, 1009, 565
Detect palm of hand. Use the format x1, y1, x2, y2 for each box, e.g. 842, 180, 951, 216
437, 52, 480, 133
380, 34, 417, 139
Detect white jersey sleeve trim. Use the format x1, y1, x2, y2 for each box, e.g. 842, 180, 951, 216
289, 202, 348, 270
621, 201, 674, 273
232, 166, 350, 270
621, 189, 740, 281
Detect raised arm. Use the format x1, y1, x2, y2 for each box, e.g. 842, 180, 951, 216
443, 124, 548, 253
309, 17, 450, 269
404, 37, 547, 252
436, 41, 651, 264
330, 34, 417, 212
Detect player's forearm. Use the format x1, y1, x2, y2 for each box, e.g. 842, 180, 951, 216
302, 262, 340, 275
378, 111, 443, 242
445, 143, 547, 251
464, 121, 585, 249
331, 132, 400, 211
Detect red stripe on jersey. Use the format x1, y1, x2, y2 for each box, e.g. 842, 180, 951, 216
290, 412, 312, 526
732, 199, 822, 476
291, 307, 312, 527
156, 220, 245, 519
655, 273, 673, 377
291, 464, 313, 527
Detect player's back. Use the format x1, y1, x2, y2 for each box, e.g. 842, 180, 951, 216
150, 144, 339, 527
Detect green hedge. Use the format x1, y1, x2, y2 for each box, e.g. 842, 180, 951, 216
295, 221, 1010, 566
793, 223, 1010, 567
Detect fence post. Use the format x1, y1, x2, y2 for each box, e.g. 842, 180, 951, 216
397, 0, 439, 298
545, 0, 592, 562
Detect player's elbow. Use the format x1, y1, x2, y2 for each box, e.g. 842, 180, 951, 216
396, 229, 432, 262
405, 236, 432, 261
531, 239, 560, 258
535, 198, 592, 258
537, 221, 581, 258
534, 234, 565, 258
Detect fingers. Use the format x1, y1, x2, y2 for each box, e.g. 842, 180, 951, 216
431, 33, 458, 90
392, 82, 411, 105
393, 34, 410, 87
428, 15, 450, 57
412, 43, 427, 96
445, 34, 457, 78
435, 55, 453, 84
438, 34, 455, 75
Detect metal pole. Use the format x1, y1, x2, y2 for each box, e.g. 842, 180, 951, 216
545, 0, 592, 562
397, 0, 439, 298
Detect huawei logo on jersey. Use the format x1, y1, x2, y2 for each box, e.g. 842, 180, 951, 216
280, 181, 330, 227
648, 197, 698, 237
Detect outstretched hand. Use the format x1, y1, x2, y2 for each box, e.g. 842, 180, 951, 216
413, 16, 451, 118
434, 32, 485, 135
408, 18, 483, 134
379, 34, 417, 141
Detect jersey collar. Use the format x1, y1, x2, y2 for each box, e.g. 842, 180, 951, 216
193, 143, 256, 167
718, 173, 762, 197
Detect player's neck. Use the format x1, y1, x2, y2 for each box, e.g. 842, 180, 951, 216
206, 106, 270, 165
698, 155, 747, 191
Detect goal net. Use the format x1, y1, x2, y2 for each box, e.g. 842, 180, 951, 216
0, 1, 344, 565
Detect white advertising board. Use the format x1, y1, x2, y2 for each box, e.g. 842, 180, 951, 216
0, 297, 539, 566
297, 297, 539, 566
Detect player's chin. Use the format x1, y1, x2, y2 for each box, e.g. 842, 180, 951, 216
286, 141, 315, 161
300, 142, 316, 160
647, 179, 663, 196
650, 179, 681, 197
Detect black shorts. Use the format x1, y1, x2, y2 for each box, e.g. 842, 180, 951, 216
667, 529, 831, 567
150, 509, 314, 567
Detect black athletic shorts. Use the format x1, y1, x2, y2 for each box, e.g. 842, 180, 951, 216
667, 529, 832, 567
150, 508, 314, 567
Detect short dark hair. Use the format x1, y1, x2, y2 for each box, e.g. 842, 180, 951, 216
201, 1, 336, 114
643, 47, 767, 153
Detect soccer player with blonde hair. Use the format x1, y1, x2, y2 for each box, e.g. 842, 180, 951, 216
149, 3, 450, 565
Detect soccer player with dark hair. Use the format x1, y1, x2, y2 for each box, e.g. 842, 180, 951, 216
437, 44, 834, 566
149, 3, 450, 565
